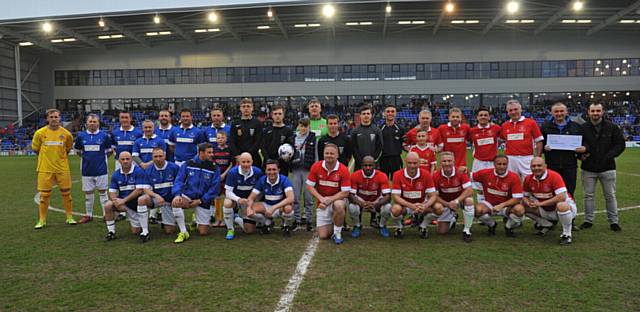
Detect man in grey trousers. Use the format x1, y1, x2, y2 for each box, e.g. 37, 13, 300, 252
579, 103, 626, 231
290, 118, 317, 231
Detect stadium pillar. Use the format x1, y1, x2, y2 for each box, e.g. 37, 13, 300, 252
14, 45, 23, 127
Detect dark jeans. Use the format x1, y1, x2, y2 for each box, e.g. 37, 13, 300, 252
548, 165, 577, 198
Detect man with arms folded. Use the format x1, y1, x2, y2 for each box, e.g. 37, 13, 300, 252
390, 152, 440, 239
223, 152, 264, 240
522, 157, 577, 245
246, 159, 296, 237
432, 152, 475, 242
170, 143, 220, 242
472, 155, 525, 237
306, 144, 351, 244
74, 114, 112, 224
348, 156, 392, 238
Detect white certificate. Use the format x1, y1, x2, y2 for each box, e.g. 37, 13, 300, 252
547, 134, 582, 151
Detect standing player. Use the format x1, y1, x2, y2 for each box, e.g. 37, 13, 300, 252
351, 105, 383, 170
500, 99, 543, 177
318, 114, 353, 167
403, 109, 442, 151
246, 159, 296, 237
155, 109, 176, 162
171, 143, 220, 240
74, 114, 113, 224
132, 120, 167, 169
212, 131, 233, 227
306, 143, 351, 244
409, 129, 437, 174
229, 98, 264, 168
261, 104, 295, 175
469, 107, 501, 173
308, 98, 328, 140
432, 152, 475, 242
522, 157, 577, 245
390, 152, 439, 239
379, 104, 405, 178
169, 108, 206, 167
222, 153, 264, 240
438, 108, 471, 170
348, 156, 392, 238
203, 107, 230, 149
103, 151, 150, 242
291, 118, 317, 231
139, 148, 180, 238
111, 110, 142, 169
472, 155, 525, 237
32, 108, 76, 228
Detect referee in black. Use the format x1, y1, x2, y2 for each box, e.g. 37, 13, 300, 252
229, 98, 264, 168
541, 101, 584, 197
379, 104, 405, 177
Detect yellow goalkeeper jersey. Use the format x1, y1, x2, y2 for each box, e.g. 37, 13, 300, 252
32, 126, 73, 173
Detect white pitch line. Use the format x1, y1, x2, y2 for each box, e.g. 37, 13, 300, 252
32, 180, 104, 219
618, 171, 640, 177
274, 235, 320, 312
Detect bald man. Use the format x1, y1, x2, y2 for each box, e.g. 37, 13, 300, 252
348, 156, 392, 238
390, 152, 440, 239
522, 157, 577, 245
104, 151, 151, 242
223, 152, 264, 240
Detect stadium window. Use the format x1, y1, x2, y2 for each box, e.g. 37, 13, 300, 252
490, 62, 499, 71
295, 66, 304, 74
93, 71, 101, 78
181, 69, 189, 77
343, 65, 352, 73
137, 69, 145, 78
159, 69, 167, 77
368, 64, 377, 73
392, 64, 400, 72
319, 65, 328, 74
441, 63, 449, 72
272, 66, 281, 75
54, 71, 66, 86
416, 64, 425, 72
465, 63, 474, 71
115, 70, 123, 78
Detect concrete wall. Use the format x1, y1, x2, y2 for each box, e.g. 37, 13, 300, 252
40, 31, 640, 103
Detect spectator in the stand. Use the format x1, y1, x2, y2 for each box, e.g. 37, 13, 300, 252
541, 102, 585, 197
579, 103, 626, 232
229, 98, 264, 168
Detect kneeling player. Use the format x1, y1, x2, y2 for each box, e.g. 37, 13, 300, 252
139, 148, 181, 239
246, 159, 295, 237
306, 143, 351, 244
104, 151, 151, 242
171, 143, 220, 241
523, 157, 577, 245
432, 152, 475, 242
223, 152, 264, 240
472, 155, 525, 237
348, 156, 391, 238
390, 152, 440, 239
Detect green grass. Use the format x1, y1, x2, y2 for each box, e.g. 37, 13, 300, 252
1, 150, 639, 311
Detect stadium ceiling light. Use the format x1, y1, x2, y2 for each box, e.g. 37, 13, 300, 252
63, 38, 76, 42
445, 2, 455, 13
622, 59, 628, 64
267, 9, 273, 18
42, 22, 53, 32
596, 60, 601, 64
194, 28, 220, 32
605, 64, 610, 69
308, 23, 321, 27
97, 34, 124, 39
602, 93, 606, 96
146, 32, 159, 36
153, 14, 161, 24
386, 4, 392, 14
572, 1, 584, 11
622, 70, 627, 75
521, 19, 535, 23
595, 67, 600, 71
294, 24, 308, 28
98, 17, 106, 28
322, 4, 335, 18
618, 19, 634, 23
159, 31, 171, 35
506, 1, 519, 14
208, 12, 219, 23
19, 41, 34, 46
465, 20, 479, 24
576, 19, 591, 23
51, 39, 63, 43
451, 20, 464, 24
562, 19, 576, 23
506, 19, 519, 23
257, 25, 270, 29
626, 92, 631, 96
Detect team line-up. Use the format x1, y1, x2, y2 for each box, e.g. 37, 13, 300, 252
30, 98, 626, 245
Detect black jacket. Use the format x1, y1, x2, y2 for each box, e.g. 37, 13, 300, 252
380, 123, 405, 157
541, 119, 583, 169
580, 119, 626, 173
318, 133, 353, 167
261, 124, 295, 161
229, 117, 263, 158
351, 124, 383, 167
291, 132, 317, 170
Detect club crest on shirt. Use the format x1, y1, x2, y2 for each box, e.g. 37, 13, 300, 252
416, 182, 423, 189
249, 128, 255, 136
59, 135, 65, 140
370, 133, 376, 141
280, 135, 286, 143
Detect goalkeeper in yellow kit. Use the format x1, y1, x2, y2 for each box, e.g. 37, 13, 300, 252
32, 108, 76, 228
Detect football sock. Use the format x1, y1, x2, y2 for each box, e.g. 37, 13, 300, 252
463, 205, 475, 235
506, 214, 523, 229
172, 208, 187, 233
379, 205, 391, 227
283, 211, 293, 226
61, 189, 73, 218
106, 220, 116, 233
333, 225, 343, 237
478, 214, 496, 227
223, 207, 234, 230
38, 190, 51, 221
98, 192, 108, 216
348, 204, 361, 227
558, 210, 573, 237
85, 193, 95, 216
137, 205, 149, 235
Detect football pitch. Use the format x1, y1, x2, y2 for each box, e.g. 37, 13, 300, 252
1, 150, 639, 311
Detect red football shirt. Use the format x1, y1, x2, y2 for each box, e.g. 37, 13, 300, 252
472, 168, 523, 206
432, 168, 472, 202
438, 122, 471, 167
306, 160, 351, 199
523, 169, 573, 209
469, 124, 501, 161
404, 126, 443, 149
391, 168, 436, 204
500, 117, 543, 156
350, 169, 390, 202
409, 145, 437, 172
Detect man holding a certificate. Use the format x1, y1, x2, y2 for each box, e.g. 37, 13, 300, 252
541, 102, 585, 197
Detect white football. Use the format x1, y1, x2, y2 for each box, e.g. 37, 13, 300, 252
278, 143, 294, 161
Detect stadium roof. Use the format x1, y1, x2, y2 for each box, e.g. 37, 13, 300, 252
1, 0, 639, 54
